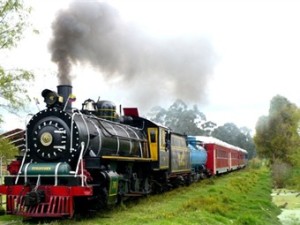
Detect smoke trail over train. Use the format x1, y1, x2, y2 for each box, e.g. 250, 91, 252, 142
49, 1, 217, 106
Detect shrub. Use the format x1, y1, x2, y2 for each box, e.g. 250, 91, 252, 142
286, 166, 300, 190
271, 159, 292, 188
248, 158, 263, 169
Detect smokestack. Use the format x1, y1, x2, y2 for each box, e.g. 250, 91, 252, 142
57, 85, 72, 111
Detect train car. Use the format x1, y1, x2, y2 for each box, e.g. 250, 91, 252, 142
0, 85, 192, 218
238, 148, 248, 168
191, 136, 248, 176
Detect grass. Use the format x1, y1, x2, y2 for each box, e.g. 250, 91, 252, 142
0, 166, 281, 225
287, 166, 300, 191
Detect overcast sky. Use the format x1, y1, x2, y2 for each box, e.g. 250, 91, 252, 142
1, 0, 300, 133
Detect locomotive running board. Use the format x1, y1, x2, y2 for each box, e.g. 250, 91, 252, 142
101, 156, 152, 161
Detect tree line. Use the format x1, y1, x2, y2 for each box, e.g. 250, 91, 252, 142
148, 99, 256, 159
149, 95, 300, 168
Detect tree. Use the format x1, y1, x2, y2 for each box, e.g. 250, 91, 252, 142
1, 0, 31, 49
0, 0, 34, 167
212, 123, 240, 144
200, 121, 217, 136
254, 95, 300, 165
211, 123, 256, 158
0, 137, 17, 162
148, 99, 207, 135
239, 126, 256, 158
0, 0, 34, 123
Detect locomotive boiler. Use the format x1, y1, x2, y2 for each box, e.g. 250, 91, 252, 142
26, 85, 146, 165
0, 85, 191, 218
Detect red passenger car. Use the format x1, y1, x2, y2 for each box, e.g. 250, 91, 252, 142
194, 136, 248, 176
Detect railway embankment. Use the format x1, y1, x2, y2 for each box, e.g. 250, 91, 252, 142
0, 165, 281, 225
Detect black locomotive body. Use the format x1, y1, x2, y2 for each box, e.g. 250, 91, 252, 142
0, 85, 191, 218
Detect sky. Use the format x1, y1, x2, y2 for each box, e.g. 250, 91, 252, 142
1, 0, 300, 133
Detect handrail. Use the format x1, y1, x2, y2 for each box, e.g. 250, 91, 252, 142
23, 163, 31, 184
89, 119, 102, 156
15, 119, 31, 185
33, 175, 41, 191
78, 112, 90, 153
54, 162, 62, 186
15, 151, 28, 185
70, 112, 90, 154
90, 114, 146, 142
75, 142, 85, 187
70, 112, 76, 153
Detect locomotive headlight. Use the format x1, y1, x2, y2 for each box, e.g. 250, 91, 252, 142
40, 132, 53, 146
41, 89, 64, 107
42, 89, 58, 106
47, 94, 57, 105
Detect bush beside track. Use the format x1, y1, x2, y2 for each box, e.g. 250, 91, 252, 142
0, 165, 281, 225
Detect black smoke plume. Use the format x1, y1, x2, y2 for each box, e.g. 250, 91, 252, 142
49, 1, 217, 106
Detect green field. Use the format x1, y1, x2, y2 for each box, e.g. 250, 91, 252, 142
0, 166, 281, 225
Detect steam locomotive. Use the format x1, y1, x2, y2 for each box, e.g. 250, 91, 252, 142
0, 85, 248, 218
